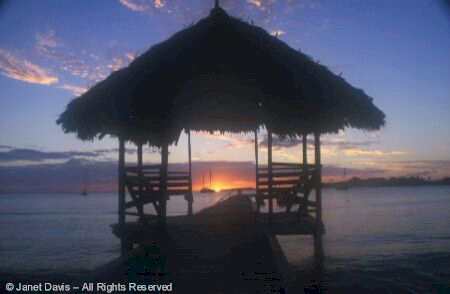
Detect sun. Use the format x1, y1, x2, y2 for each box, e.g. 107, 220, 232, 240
212, 183, 229, 192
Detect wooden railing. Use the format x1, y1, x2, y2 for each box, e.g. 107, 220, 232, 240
256, 162, 321, 216
123, 165, 193, 222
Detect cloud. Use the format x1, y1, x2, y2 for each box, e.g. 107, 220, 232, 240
243, 0, 319, 20
197, 132, 255, 149
247, 0, 262, 7
260, 135, 302, 150
0, 48, 58, 85
119, 0, 150, 11
0, 148, 98, 162
124, 51, 138, 61
60, 53, 131, 82
320, 138, 406, 157
117, 0, 317, 27
59, 84, 88, 96
118, 0, 164, 11
213, 133, 405, 160
270, 29, 286, 36
154, 0, 165, 8
0, 146, 164, 167
323, 138, 379, 149
257, 135, 406, 159
198, 133, 396, 158
35, 30, 62, 58
342, 149, 406, 157
108, 56, 127, 71
60, 58, 106, 82
32, 31, 109, 83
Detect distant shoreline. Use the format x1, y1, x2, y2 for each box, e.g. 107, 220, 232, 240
324, 176, 450, 189
220, 177, 450, 191
2, 178, 450, 194
219, 177, 450, 191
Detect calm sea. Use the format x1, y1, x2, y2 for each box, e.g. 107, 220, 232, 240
0, 186, 449, 292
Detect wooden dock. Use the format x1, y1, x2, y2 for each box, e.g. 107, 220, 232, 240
100, 194, 323, 293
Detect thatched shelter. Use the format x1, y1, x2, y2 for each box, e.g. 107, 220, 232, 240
58, 3, 384, 145
57, 2, 384, 253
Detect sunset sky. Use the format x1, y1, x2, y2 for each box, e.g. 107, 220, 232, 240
0, 0, 449, 191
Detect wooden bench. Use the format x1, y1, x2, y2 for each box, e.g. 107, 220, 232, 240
124, 165, 193, 223
256, 162, 319, 214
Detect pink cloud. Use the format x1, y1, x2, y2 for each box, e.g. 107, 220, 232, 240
0, 48, 58, 85
247, 0, 262, 7
59, 84, 88, 96
119, 0, 149, 11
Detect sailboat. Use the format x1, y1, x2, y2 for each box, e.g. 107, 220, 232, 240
81, 168, 88, 196
200, 168, 215, 193
336, 168, 349, 191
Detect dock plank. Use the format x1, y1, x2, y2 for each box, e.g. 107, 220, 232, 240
106, 195, 323, 293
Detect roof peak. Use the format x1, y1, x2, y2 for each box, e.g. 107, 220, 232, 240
210, 1, 227, 18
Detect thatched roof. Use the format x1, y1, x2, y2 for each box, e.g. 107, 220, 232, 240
57, 4, 385, 147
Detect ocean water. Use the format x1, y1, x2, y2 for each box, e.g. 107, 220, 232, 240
278, 186, 450, 292
0, 191, 227, 279
0, 187, 449, 292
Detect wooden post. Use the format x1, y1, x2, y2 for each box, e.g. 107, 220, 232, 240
118, 138, 127, 254
314, 132, 322, 226
254, 129, 260, 213
313, 230, 324, 275
301, 132, 309, 215
137, 143, 145, 223
302, 133, 307, 166
137, 143, 143, 170
187, 130, 193, 216
160, 143, 169, 226
268, 130, 273, 228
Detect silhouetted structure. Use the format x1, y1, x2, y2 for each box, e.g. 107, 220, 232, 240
57, 2, 384, 291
